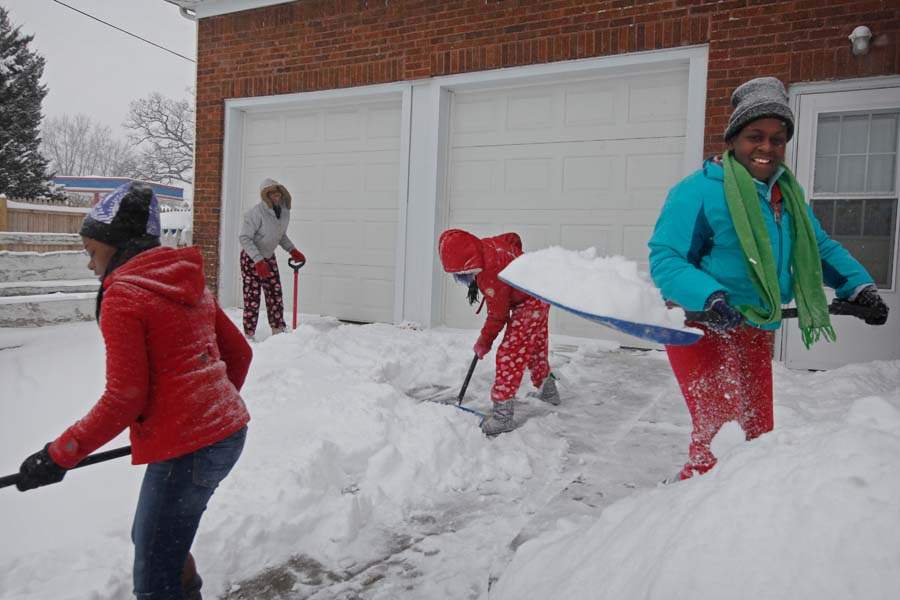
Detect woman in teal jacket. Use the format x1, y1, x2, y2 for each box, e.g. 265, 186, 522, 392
648, 77, 888, 480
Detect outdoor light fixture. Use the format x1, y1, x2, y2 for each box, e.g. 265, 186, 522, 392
849, 26, 872, 56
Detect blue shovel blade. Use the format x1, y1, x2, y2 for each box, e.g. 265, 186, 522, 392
499, 276, 702, 346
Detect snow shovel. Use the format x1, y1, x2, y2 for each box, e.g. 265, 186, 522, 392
454, 354, 486, 420
683, 299, 881, 325
0, 445, 132, 490
412, 354, 486, 421
288, 256, 306, 330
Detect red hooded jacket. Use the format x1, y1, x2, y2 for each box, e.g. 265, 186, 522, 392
48, 246, 252, 468
439, 230, 530, 347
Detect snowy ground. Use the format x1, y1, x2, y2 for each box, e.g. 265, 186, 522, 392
1, 314, 899, 599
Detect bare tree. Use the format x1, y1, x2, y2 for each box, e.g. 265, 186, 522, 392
124, 91, 194, 185
41, 114, 138, 177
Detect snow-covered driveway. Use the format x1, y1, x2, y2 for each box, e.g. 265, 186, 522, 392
1, 315, 898, 599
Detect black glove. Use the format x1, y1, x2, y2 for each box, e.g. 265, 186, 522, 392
853, 287, 888, 325
702, 291, 744, 332
16, 444, 67, 492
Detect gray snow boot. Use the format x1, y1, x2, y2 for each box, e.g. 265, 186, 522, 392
538, 376, 560, 405
481, 400, 516, 436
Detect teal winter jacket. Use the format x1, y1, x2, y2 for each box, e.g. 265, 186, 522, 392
648, 159, 873, 329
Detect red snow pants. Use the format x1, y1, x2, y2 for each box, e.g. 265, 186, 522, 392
240, 250, 286, 336
665, 323, 775, 479
490, 297, 551, 402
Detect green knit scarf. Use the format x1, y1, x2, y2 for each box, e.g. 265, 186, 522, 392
722, 151, 835, 348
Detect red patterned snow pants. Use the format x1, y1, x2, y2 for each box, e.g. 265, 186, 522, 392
665, 323, 775, 479
490, 297, 551, 402
240, 250, 286, 335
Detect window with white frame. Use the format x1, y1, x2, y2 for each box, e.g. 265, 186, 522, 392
811, 110, 899, 287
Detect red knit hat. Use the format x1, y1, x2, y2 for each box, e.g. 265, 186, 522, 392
438, 229, 483, 273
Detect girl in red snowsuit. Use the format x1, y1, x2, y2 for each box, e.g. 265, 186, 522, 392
438, 229, 557, 435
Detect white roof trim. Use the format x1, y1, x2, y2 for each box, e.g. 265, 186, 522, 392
164, 0, 296, 18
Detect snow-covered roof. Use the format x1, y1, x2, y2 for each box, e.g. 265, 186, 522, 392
162, 0, 296, 18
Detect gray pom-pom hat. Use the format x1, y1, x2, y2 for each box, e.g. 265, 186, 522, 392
724, 77, 794, 142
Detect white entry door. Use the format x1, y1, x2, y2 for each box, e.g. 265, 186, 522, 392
237, 99, 403, 324
782, 82, 900, 369
442, 66, 691, 347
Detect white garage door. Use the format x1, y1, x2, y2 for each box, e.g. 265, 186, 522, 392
238, 99, 402, 323
443, 66, 689, 346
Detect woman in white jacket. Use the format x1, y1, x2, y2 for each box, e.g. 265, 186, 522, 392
238, 178, 305, 339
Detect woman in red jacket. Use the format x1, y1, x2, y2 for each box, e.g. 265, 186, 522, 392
14, 183, 252, 600
438, 229, 558, 435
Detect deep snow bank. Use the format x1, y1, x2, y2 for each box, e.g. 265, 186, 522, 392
0, 318, 569, 599
492, 385, 900, 600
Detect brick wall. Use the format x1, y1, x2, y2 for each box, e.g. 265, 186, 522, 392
195, 0, 900, 290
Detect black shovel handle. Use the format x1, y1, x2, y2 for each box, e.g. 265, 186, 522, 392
684, 299, 877, 323
457, 354, 479, 405
288, 258, 306, 272
0, 445, 132, 490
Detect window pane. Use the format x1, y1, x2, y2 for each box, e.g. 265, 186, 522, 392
867, 154, 896, 193
838, 238, 893, 287
837, 156, 866, 192
827, 198, 897, 288
816, 116, 841, 156
840, 115, 869, 154
812, 199, 834, 231
834, 199, 864, 235
814, 156, 837, 192
864, 198, 896, 236
869, 113, 898, 154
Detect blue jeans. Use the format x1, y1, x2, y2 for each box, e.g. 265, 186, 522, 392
132, 427, 247, 600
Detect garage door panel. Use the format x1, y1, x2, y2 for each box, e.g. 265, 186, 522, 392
623, 225, 654, 267
324, 110, 363, 141
564, 87, 616, 127
507, 92, 556, 131
245, 117, 283, 146
365, 162, 401, 193
450, 159, 497, 196
626, 152, 683, 210
560, 225, 617, 255
627, 75, 689, 124
504, 157, 555, 193
285, 113, 319, 143
451, 67, 688, 147
562, 156, 617, 194
368, 107, 403, 139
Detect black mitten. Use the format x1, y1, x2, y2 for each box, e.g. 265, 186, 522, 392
853, 287, 888, 326
16, 444, 67, 492
703, 291, 744, 332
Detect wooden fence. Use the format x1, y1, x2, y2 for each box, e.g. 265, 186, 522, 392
0, 197, 86, 251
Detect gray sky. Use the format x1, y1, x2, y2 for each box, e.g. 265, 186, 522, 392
5, 0, 196, 138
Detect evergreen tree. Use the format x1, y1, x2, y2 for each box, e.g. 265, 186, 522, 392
0, 6, 53, 198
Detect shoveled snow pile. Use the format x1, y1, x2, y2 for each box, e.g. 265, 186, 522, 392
0, 317, 570, 600
499, 247, 691, 331
492, 386, 900, 600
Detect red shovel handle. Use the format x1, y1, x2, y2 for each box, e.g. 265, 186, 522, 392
289, 259, 304, 329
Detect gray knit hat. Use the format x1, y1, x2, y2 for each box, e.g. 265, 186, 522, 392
724, 77, 794, 141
